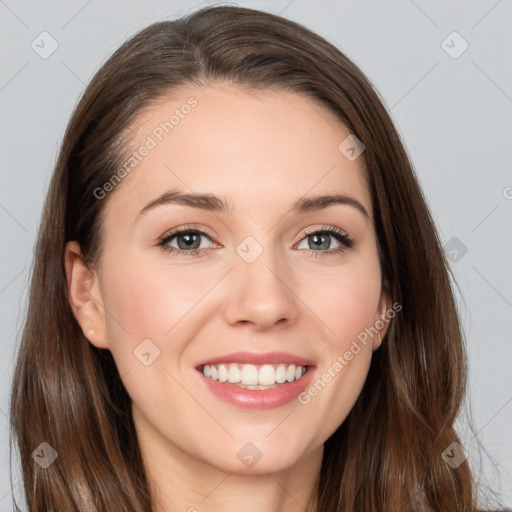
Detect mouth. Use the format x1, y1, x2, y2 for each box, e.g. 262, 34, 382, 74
197, 362, 310, 390
194, 352, 316, 409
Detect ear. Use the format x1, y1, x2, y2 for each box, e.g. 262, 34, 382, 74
372, 279, 392, 351
65, 241, 109, 349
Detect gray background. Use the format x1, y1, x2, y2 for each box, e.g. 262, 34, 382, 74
1, 0, 511, 509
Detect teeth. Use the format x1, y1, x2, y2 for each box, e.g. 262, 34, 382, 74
286, 364, 296, 382
218, 364, 229, 382
228, 364, 241, 383
233, 383, 279, 390
240, 364, 259, 385
275, 364, 287, 383
258, 364, 276, 386
202, 363, 307, 386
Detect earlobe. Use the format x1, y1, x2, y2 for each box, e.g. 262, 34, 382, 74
64, 241, 110, 349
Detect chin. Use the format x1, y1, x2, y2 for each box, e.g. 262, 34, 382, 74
206, 449, 301, 476
226, 459, 297, 476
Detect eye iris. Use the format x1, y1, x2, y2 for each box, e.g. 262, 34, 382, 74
309, 233, 330, 250
177, 233, 201, 250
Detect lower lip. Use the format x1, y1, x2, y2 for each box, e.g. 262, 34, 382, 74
197, 367, 315, 409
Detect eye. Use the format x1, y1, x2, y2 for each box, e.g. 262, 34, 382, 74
157, 225, 355, 257
295, 226, 355, 255
158, 227, 217, 256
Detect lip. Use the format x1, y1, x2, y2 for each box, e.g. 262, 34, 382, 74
195, 351, 316, 410
195, 351, 316, 368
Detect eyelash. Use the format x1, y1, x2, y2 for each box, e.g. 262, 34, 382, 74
157, 225, 355, 257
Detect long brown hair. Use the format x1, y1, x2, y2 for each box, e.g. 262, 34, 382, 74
10, 5, 478, 511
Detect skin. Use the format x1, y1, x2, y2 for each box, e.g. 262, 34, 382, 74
66, 83, 391, 512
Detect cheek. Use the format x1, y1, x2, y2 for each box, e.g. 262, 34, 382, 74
307, 345, 373, 442
295, 259, 381, 433
100, 258, 213, 345
304, 259, 383, 345
97, 259, 210, 410
296, 299, 375, 446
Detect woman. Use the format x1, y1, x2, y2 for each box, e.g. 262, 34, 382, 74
10, 5, 482, 511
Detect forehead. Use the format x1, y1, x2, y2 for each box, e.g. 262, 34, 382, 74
110, 83, 371, 220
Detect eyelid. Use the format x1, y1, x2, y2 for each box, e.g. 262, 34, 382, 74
158, 224, 217, 243
298, 224, 351, 242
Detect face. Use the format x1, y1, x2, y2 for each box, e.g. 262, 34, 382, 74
67, 83, 390, 475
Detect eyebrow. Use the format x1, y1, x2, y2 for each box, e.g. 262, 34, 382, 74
137, 190, 370, 222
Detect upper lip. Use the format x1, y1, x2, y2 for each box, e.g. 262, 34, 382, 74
196, 351, 316, 369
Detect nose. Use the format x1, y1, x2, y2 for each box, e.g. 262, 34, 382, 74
223, 246, 299, 331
